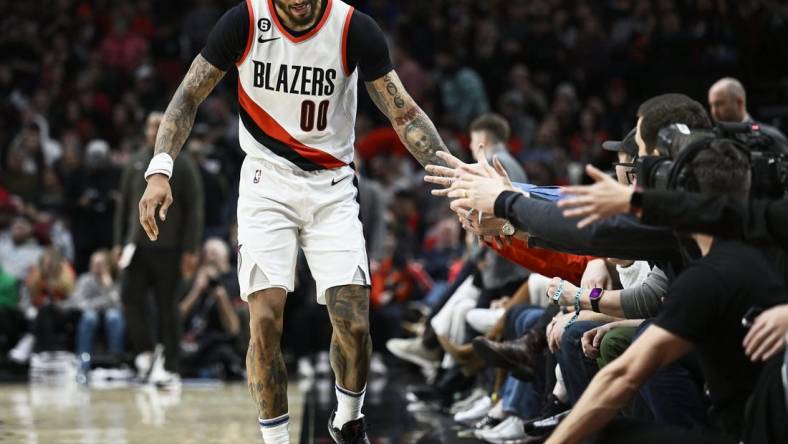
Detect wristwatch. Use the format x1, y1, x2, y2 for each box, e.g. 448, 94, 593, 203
589, 288, 605, 313
501, 221, 516, 236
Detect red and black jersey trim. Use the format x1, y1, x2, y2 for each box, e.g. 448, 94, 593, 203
238, 83, 346, 171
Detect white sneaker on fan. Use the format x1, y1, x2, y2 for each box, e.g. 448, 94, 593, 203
454, 395, 493, 426
8, 333, 35, 363
476, 416, 525, 443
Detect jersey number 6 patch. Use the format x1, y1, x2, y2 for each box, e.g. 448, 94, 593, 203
300, 100, 329, 132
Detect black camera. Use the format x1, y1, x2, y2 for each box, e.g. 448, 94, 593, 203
636, 122, 788, 197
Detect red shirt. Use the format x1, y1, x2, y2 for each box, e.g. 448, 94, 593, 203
487, 237, 594, 284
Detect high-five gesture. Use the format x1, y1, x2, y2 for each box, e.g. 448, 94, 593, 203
558, 164, 635, 228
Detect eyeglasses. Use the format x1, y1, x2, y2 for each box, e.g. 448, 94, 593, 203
613, 162, 637, 185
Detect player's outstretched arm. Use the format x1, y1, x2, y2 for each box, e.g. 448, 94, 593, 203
365, 71, 450, 168
138, 55, 225, 241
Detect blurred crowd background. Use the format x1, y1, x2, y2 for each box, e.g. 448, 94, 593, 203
1, 0, 787, 381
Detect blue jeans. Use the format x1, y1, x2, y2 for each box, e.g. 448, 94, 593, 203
75, 308, 126, 362
500, 306, 545, 419
422, 281, 448, 309
634, 321, 709, 427
557, 320, 604, 405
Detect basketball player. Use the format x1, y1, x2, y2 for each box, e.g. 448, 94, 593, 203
137, 1, 450, 443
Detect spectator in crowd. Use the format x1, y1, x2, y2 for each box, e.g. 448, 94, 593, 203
114, 111, 204, 388
8, 247, 76, 362
185, 130, 230, 239
548, 140, 787, 444
434, 46, 490, 130
707, 77, 788, 151
0, 265, 22, 355
0, 215, 43, 281
66, 140, 120, 272
466, 114, 530, 306
179, 238, 243, 380
71, 250, 124, 379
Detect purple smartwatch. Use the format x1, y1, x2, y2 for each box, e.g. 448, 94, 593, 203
589, 288, 605, 313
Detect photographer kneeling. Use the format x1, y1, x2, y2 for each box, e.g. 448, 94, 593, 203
179, 238, 244, 380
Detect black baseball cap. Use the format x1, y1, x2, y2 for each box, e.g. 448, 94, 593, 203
602, 128, 638, 157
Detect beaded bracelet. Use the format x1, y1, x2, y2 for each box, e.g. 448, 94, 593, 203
551, 279, 564, 305
566, 287, 583, 327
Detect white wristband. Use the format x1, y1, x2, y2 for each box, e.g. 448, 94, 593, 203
145, 153, 174, 180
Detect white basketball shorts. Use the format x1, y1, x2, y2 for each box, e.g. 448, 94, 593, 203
236, 156, 370, 304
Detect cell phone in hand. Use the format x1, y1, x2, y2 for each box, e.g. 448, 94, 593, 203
741, 306, 763, 328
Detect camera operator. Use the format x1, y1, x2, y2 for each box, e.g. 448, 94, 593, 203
548, 139, 788, 444
708, 78, 788, 152
178, 238, 244, 380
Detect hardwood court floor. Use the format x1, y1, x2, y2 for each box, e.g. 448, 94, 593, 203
0, 382, 303, 444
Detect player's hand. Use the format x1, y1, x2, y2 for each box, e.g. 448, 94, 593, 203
558, 164, 634, 228
447, 156, 515, 214
138, 174, 173, 241
743, 304, 788, 361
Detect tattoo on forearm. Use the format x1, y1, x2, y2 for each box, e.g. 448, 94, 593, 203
326, 285, 372, 392
155, 55, 225, 159
395, 107, 419, 126
382, 73, 405, 109
366, 74, 450, 168
402, 113, 450, 168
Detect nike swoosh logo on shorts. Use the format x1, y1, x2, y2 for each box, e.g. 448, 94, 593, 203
331, 176, 350, 186
258, 37, 281, 44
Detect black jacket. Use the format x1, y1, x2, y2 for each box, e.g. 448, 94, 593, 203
640, 190, 788, 250
493, 191, 688, 273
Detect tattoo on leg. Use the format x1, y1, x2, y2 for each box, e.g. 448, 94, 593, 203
246, 322, 288, 418
326, 285, 372, 392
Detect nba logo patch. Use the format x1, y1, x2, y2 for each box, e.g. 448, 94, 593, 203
253, 169, 261, 183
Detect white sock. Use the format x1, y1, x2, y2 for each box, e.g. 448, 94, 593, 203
488, 401, 506, 419
259, 413, 290, 444
552, 365, 568, 403
333, 384, 365, 429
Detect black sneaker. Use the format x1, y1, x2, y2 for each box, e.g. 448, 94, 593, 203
523, 395, 570, 434
328, 410, 370, 444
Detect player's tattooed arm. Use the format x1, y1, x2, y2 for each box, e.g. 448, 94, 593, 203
365, 71, 450, 168
155, 55, 225, 159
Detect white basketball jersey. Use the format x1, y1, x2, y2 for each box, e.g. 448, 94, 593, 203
236, 0, 358, 171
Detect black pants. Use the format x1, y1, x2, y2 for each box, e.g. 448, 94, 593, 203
595, 418, 736, 444
0, 308, 27, 354
32, 304, 80, 352
121, 247, 182, 372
